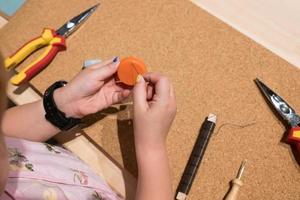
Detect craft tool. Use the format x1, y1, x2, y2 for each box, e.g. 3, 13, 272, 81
224, 160, 247, 200
255, 78, 300, 154
4, 4, 99, 85
83, 59, 102, 69
176, 113, 217, 200
117, 56, 147, 86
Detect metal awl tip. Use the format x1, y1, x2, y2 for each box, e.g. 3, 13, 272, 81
236, 160, 247, 179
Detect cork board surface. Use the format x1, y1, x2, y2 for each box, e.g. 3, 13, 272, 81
1, 0, 300, 199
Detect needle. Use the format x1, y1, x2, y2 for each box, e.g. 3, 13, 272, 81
131, 61, 140, 82
130, 62, 139, 73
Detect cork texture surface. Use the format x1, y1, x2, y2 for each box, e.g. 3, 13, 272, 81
0, 0, 299, 199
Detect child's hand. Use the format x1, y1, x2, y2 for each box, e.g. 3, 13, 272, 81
133, 73, 176, 149
54, 57, 131, 118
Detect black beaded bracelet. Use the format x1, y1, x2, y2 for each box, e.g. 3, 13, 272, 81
43, 81, 81, 131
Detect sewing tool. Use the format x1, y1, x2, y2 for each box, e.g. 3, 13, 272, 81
176, 113, 217, 200
224, 160, 247, 200
83, 59, 102, 69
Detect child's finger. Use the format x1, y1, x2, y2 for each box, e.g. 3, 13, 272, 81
93, 57, 120, 80
110, 83, 132, 95
112, 90, 131, 104
143, 72, 170, 105
133, 75, 148, 111
146, 83, 154, 100
83, 56, 118, 70
143, 72, 161, 83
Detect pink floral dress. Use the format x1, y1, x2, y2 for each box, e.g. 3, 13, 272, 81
1, 136, 122, 200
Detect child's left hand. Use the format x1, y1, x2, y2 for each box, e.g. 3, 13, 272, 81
53, 57, 131, 118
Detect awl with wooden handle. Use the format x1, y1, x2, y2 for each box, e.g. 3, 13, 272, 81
224, 160, 247, 200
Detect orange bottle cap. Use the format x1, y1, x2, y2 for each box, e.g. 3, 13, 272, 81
117, 56, 147, 86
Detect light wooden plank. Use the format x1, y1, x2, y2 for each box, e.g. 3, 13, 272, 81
191, 0, 300, 69
55, 134, 136, 199
0, 16, 7, 28
7, 82, 41, 105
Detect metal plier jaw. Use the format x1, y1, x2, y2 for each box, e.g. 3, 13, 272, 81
255, 78, 300, 154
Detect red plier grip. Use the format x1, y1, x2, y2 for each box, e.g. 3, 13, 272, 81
287, 127, 300, 153
4, 28, 66, 85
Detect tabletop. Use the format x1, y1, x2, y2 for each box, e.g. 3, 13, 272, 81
1, 0, 300, 199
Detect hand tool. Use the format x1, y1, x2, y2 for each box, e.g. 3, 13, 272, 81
4, 4, 99, 85
83, 59, 102, 69
176, 113, 217, 200
255, 78, 300, 154
224, 160, 247, 200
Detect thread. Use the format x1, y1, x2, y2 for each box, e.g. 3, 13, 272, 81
214, 121, 265, 135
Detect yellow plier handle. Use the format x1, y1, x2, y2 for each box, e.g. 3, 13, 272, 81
4, 28, 66, 85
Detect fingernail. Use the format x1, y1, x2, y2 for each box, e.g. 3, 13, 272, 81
113, 56, 119, 63
136, 74, 143, 83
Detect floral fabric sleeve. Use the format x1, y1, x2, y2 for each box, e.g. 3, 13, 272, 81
1, 137, 123, 200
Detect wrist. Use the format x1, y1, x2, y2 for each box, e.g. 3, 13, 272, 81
53, 87, 78, 118
135, 137, 167, 155
135, 141, 169, 168
134, 128, 167, 148
44, 81, 81, 131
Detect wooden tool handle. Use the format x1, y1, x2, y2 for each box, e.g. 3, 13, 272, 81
224, 179, 243, 200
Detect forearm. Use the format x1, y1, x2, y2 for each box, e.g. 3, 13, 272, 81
1, 100, 60, 142
135, 142, 173, 200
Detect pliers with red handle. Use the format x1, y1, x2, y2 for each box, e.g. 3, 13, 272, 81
4, 4, 99, 85
255, 78, 300, 159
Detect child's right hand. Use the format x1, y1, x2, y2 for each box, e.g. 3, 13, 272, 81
133, 73, 176, 150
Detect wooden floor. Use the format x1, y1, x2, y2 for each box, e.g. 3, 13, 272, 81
0, 16, 7, 28
191, 0, 300, 69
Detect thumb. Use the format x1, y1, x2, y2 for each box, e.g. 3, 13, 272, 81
133, 75, 148, 111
